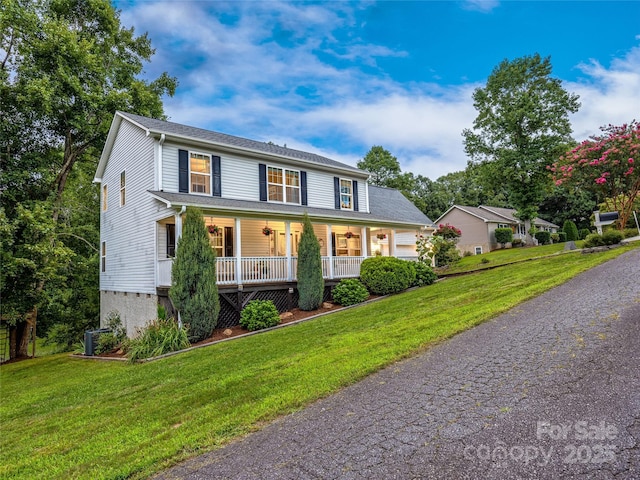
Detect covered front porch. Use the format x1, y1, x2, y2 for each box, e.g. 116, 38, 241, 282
156, 215, 421, 287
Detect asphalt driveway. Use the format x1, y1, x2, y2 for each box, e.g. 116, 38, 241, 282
155, 248, 640, 480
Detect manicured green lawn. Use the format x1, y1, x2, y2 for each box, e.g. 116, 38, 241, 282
1, 245, 635, 480
443, 242, 579, 274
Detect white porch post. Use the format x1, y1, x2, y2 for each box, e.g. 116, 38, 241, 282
361, 227, 368, 257
389, 229, 396, 257
326, 224, 334, 279
235, 218, 242, 285
285, 221, 292, 281
175, 206, 186, 240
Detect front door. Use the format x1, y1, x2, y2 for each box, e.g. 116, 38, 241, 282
224, 227, 234, 257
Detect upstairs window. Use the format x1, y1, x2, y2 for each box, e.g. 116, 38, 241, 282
120, 171, 126, 206
190, 152, 211, 194
340, 179, 352, 210
267, 166, 300, 204
101, 242, 106, 272
102, 185, 108, 211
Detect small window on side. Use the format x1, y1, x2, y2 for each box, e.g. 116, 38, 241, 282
474, 246, 482, 255
101, 242, 107, 272
120, 171, 126, 206
102, 185, 108, 211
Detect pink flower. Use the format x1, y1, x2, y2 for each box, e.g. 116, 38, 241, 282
555, 180, 563, 186
629, 158, 635, 164
595, 177, 607, 184
624, 167, 634, 176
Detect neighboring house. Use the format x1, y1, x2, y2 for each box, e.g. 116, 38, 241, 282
94, 112, 434, 335
435, 205, 559, 255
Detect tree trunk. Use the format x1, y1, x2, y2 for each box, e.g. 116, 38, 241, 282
8, 309, 36, 360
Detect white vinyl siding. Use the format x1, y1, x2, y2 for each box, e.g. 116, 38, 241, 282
162, 144, 179, 192
100, 120, 168, 294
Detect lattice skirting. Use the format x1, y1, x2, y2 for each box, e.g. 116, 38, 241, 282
158, 284, 336, 330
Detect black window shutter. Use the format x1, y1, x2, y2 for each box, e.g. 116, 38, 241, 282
259, 164, 267, 201
212, 155, 221, 197
353, 180, 359, 211
179, 149, 189, 193
334, 177, 340, 209
300, 171, 308, 206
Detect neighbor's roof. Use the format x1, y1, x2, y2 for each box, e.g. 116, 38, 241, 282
148, 185, 433, 229
437, 205, 559, 228
95, 111, 367, 181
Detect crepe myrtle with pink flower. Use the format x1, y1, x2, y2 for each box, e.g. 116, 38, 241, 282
550, 121, 640, 230
434, 223, 462, 240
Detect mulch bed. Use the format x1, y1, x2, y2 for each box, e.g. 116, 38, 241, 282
89, 301, 348, 360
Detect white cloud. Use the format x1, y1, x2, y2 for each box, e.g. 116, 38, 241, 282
568, 45, 640, 141
462, 0, 500, 13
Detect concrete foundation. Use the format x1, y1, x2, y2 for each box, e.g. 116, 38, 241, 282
100, 290, 158, 337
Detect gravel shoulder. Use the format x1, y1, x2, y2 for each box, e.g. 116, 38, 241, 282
155, 248, 640, 480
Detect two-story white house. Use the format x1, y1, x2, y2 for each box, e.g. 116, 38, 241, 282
95, 112, 434, 335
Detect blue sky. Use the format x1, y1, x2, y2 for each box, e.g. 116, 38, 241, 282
115, 0, 640, 180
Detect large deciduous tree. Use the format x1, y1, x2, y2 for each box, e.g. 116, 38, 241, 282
357, 146, 401, 186
0, 0, 176, 359
462, 54, 580, 222
551, 121, 640, 230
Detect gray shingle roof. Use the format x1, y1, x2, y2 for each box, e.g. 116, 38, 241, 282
119, 111, 366, 175
149, 185, 432, 228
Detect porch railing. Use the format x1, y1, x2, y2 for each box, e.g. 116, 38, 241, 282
156, 255, 367, 287
332, 256, 362, 278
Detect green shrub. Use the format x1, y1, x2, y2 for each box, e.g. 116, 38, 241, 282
411, 261, 437, 287
550, 233, 560, 243
240, 300, 280, 331
170, 207, 219, 342
360, 256, 415, 295
331, 279, 369, 306
623, 228, 639, 238
95, 332, 119, 354
602, 229, 624, 245
579, 228, 591, 240
481, 258, 490, 264
534, 231, 551, 245
463, 250, 473, 257
296, 213, 324, 311
583, 233, 606, 247
94, 311, 127, 354
127, 318, 190, 362
494, 227, 513, 248
562, 220, 579, 241
557, 232, 567, 243
512, 238, 524, 247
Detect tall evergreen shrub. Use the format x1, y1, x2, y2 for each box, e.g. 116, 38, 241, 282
562, 220, 579, 241
297, 213, 324, 310
169, 207, 219, 341
494, 228, 513, 248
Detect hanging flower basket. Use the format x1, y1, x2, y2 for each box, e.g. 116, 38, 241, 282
345, 231, 353, 239
376, 233, 387, 240
208, 224, 221, 235
262, 226, 273, 236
